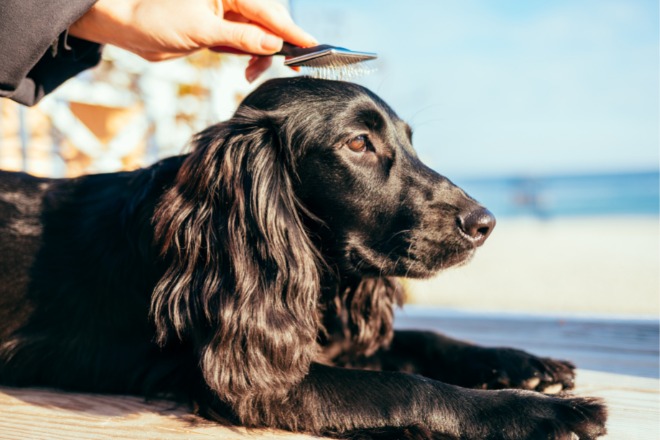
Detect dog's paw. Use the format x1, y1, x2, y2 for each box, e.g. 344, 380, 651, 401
469, 390, 608, 440
453, 346, 575, 393
333, 392, 607, 440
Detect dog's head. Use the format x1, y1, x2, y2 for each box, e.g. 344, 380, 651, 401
151, 77, 494, 407
238, 77, 495, 278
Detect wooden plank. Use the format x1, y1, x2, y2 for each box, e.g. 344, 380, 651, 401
576, 370, 660, 440
0, 386, 320, 440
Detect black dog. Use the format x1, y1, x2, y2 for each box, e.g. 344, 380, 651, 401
0, 78, 606, 439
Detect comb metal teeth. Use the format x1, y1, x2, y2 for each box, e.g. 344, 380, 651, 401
284, 48, 377, 67
300, 62, 377, 80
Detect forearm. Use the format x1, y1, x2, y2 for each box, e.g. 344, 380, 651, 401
237, 362, 466, 435
336, 329, 577, 393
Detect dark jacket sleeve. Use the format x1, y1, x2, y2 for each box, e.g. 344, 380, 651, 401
0, 0, 103, 106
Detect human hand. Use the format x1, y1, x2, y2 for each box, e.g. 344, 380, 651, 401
68, 0, 317, 81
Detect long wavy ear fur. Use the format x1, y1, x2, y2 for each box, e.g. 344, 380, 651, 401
345, 277, 404, 356
151, 108, 320, 418
325, 277, 405, 358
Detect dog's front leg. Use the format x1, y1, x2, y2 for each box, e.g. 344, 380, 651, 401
337, 330, 576, 394
199, 362, 605, 439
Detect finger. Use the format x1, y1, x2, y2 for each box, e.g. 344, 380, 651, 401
207, 18, 284, 54
245, 56, 273, 83
228, 0, 317, 48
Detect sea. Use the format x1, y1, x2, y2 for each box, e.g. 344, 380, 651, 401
452, 170, 659, 219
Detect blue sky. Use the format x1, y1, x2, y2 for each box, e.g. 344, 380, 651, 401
292, 0, 659, 178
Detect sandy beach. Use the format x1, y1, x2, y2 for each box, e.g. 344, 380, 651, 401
405, 216, 659, 317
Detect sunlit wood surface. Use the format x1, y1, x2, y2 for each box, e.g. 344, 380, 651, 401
0, 308, 657, 439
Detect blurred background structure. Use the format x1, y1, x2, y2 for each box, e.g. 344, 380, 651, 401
0, 0, 657, 317
0, 46, 291, 176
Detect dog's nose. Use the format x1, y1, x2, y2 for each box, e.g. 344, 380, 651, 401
457, 207, 496, 247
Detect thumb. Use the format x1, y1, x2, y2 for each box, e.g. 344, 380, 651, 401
206, 19, 283, 55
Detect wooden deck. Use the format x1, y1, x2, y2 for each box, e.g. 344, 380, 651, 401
0, 307, 657, 440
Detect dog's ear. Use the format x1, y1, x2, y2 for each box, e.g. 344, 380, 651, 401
151, 108, 320, 410
342, 277, 405, 357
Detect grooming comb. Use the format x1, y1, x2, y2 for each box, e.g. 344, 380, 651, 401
211, 42, 378, 80
278, 42, 377, 80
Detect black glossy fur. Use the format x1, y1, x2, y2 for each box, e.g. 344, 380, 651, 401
0, 78, 606, 439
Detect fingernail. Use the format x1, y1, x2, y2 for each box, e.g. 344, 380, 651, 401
261, 34, 283, 52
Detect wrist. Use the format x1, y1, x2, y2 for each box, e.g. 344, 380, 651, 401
68, 0, 135, 46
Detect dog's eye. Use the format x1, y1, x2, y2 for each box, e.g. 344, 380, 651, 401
347, 135, 368, 153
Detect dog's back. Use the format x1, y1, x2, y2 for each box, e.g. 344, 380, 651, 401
0, 160, 184, 391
